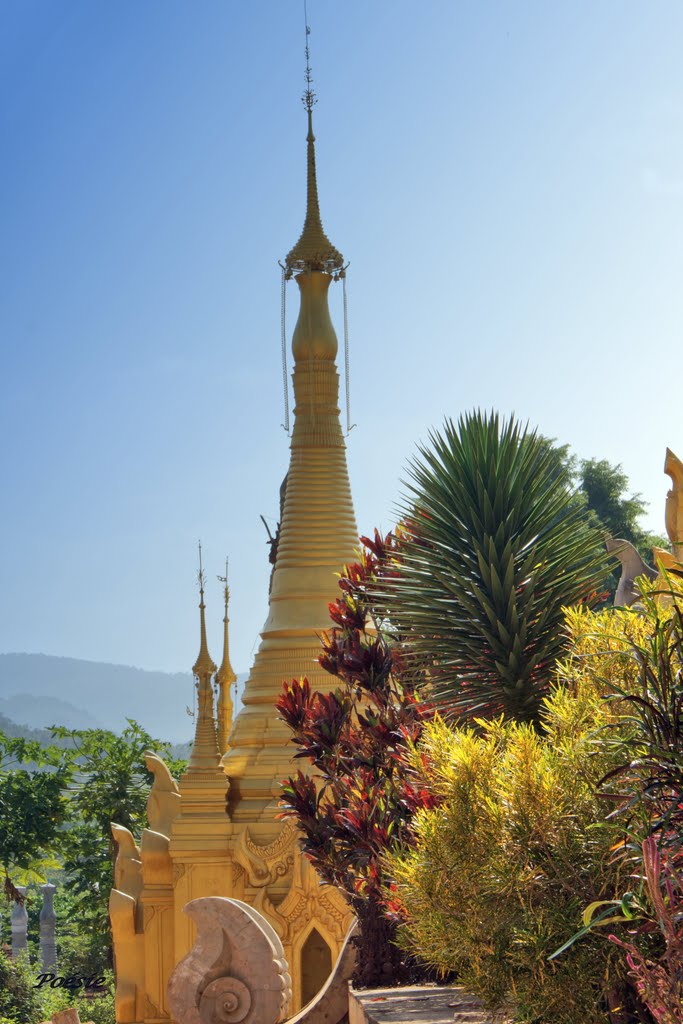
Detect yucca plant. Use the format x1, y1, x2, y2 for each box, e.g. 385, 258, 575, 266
379, 410, 609, 723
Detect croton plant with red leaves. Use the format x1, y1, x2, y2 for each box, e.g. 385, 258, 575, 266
276, 530, 439, 988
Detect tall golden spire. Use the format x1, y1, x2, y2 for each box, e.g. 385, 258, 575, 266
188, 543, 220, 770
215, 558, 236, 755
223, 18, 358, 825
284, 16, 344, 278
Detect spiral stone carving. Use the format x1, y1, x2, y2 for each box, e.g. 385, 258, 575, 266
200, 977, 251, 1024
167, 897, 291, 1024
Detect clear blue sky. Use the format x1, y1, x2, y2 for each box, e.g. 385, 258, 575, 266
1, 2, 682, 675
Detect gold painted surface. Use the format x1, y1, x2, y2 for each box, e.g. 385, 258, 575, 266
223, 269, 358, 827
664, 448, 683, 561
285, 109, 344, 276
111, 107, 358, 1022
653, 447, 683, 575
216, 564, 236, 756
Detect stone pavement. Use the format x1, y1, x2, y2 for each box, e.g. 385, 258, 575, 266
349, 984, 508, 1024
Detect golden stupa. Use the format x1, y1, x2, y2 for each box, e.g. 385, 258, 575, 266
109, 61, 357, 1024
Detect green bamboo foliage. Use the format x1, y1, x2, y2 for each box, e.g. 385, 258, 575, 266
382, 411, 608, 723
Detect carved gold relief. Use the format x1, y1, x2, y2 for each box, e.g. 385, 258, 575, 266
235, 823, 298, 888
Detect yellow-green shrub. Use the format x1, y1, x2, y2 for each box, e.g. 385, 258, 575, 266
385, 599, 668, 1023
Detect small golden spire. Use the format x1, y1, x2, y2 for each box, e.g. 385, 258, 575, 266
193, 542, 217, 679
189, 542, 220, 770
216, 558, 237, 754
284, 10, 344, 277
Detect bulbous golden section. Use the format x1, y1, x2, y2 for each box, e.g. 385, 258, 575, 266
292, 272, 338, 361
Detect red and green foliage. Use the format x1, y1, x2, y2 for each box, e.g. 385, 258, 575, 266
277, 531, 438, 987
597, 582, 683, 1023
609, 838, 683, 1024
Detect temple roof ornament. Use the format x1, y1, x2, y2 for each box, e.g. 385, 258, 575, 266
283, 17, 344, 278
216, 558, 237, 689
216, 558, 236, 755
188, 542, 220, 770
192, 542, 217, 680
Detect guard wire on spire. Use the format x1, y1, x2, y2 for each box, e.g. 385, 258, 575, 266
279, 3, 353, 431
343, 274, 355, 434
280, 265, 290, 433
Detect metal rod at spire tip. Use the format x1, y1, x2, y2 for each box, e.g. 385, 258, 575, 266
302, 0, 316, 111
197, 540, 206, 593
217, 557, 229, 596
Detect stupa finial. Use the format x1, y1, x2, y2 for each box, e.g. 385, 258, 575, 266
187, 542, 220, 770
216, 557, 236, 754
193, 541, 217, 680
303, 1, 316, 114
284, 3, 344, 278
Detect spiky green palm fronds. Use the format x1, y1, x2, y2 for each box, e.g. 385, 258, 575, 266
382, 411, 608, 723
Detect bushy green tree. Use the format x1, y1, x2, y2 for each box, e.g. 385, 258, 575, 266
53, 720, 186, 965
0, 733, 73, 901
379, 411, 608, 723
0, 946, 115, 1024
581, 459, 649, 540
536, 448, 667, 600
579, 458, 668, 559
1, 720, 186, 970
0, 949, 45, 1024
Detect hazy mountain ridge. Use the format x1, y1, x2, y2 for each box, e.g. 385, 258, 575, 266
0, 692, 103, 732
0, 653, 247, 743
0, 711, 71, 747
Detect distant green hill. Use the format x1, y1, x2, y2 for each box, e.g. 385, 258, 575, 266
0, 711, 66, 745
0, 653, 247, 743
0, 692, 103, 732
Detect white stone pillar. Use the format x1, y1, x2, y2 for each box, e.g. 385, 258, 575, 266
10, 886, 28, 958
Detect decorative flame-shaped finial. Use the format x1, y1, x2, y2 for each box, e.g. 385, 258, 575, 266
284, 2, 344, 278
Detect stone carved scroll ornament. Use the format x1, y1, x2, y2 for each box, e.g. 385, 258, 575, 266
167, 896, 357, 1024
167, 897, 292, 1024
605, 537, 657, 607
